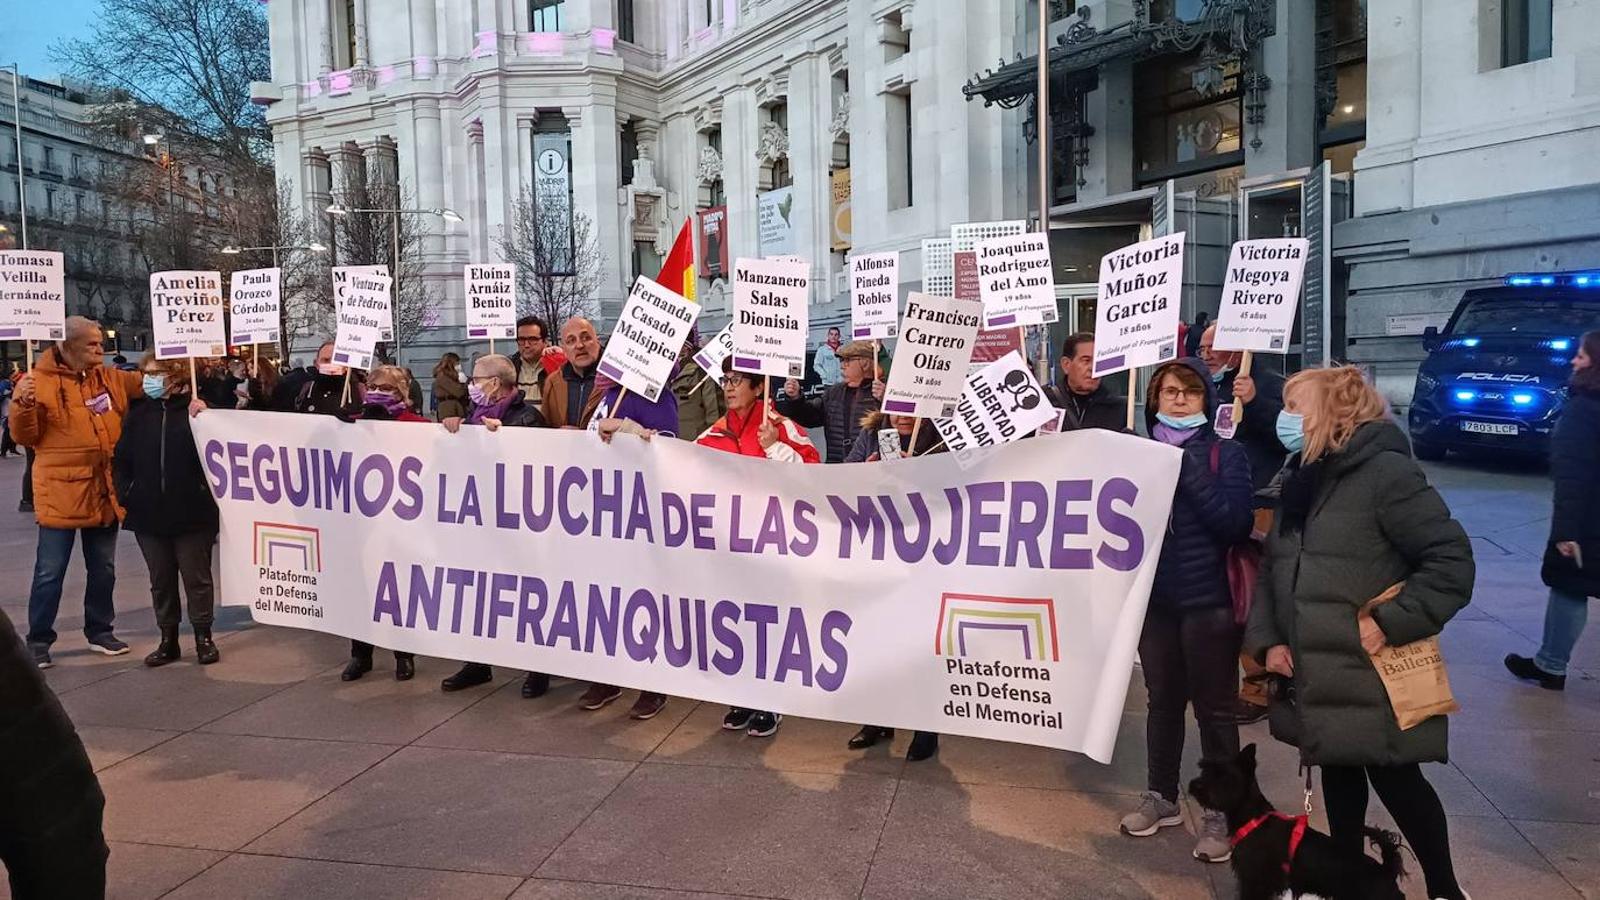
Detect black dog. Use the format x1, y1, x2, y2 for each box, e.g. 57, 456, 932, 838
1188, 745, 1406, 900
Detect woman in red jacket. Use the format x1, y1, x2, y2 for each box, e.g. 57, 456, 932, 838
342, 365, 425, 681
695, 359, 818, 736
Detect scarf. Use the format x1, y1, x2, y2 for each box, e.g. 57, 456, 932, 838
1278, 458, 1324, 536
363, 390, 409, 419
1152, 423, 1201, 446
467, 390, 517, 425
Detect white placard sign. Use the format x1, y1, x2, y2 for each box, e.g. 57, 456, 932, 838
0, 250, 66, 342
464, 264, 517, 341
334, 265, 392, 342
882, 291, 983, 419
975, 232, 1058, 328
229, 267, 281, 347
731, 256, 809, 379
150, 271, 226, 360
1092, 233, 1187, 377
692, 323, 736, 381
934, 351, 1058, 451
1212, 238, 1310, 353
333, 272, 392, 371
601, 276, 702, 403
849, 252, 899, 340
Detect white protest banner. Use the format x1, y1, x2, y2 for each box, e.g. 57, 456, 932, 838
692, 323, 736, 380
731, 256, 809, 379
193, 411, 1181, 760
600, 276, 701, 403
334, 265, 392, 342
1212, 238, 1310, 353
935, 351, 1057, 452
849, 251, 899, 340
976, 232, 1058, 328
1092, 233, 1186, 377
882, 291, 983, 419
229, 267, 281, 347
150, 271, 226, 360
332, 271, 392, 371
464, 264, 517, 341
0, 250, 66, 342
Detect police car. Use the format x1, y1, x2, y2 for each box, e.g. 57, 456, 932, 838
1409, 272, 1600, 460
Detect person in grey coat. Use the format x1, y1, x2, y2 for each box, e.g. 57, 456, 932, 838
1247, 365, 1472, 900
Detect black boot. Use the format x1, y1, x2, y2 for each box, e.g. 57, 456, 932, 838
395, 655, 415, 681
441, 662, 493, 692
144, 625, 181, 667
521, 671, 550, 698
907, 731, 939, 762
342, 656, 373, 681
847, 725, 892, 750
194, 626, 220, 665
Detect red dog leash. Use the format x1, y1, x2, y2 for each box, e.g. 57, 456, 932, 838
1231, 812, 1309, 874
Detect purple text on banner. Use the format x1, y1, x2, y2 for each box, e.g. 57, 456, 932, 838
234, 333, 252, 343
884, 399, 916, 413
853, 326, 872, 337
989, 314, 1017, 326
333, 351, 351, 364
0, 328, 21, 338
733, 356, 761, 370
598, 361, 625, 380
468, 328, 488, 338
159, 345, 186, 356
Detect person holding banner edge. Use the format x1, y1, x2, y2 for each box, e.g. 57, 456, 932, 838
697, 357, 820, 736
1247, 366, 1472, 900
114, 354, 220, 668
439, 354, 553, 698
1119, 357, 1253, 864
9, 316, 144, 668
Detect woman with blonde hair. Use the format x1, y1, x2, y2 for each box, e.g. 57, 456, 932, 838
1246, 365, 1473, 900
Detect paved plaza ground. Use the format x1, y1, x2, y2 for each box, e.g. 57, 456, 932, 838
1, 451, 1596, 899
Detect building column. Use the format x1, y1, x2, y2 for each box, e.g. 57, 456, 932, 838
315, 0, 333, 74
722, 89, 757, 267
567, 102, 626, 323
785, 55, 825, 274
1353, 0, 1420, 214
1080, 62, 1134, 202
410, 0, 438, 75
354, 0, 370, 66
516, 117, 535, 193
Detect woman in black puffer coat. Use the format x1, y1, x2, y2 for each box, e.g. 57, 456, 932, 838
114, 354, 221, 667
1507, 329, 1600, 690
1119, 358, 1253, 864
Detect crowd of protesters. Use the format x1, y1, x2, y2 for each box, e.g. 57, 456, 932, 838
3, 311, 1512, 900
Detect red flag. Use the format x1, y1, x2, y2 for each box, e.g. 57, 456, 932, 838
657, 218, 696, 302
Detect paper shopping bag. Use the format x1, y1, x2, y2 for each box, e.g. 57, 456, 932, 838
1363, 582, 1460, 730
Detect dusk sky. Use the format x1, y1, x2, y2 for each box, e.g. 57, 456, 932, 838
0, 0, 102, 81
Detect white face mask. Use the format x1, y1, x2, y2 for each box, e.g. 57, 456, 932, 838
457, 369, 469, 384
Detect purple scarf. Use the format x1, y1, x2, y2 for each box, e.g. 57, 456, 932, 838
364, 390, 409, 418
1153, 423, 1201, 446
467, 390, 516, 425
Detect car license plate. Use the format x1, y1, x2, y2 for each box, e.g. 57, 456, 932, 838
1461, 420, 1518, 435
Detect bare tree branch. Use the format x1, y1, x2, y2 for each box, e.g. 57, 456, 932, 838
495, 187, 607, 331
327, 167, 439, 358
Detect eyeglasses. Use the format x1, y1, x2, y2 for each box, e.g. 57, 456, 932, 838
1158, 387, 1205, 401
515, 335, 544, 343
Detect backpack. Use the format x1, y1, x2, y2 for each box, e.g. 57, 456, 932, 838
1211, 441, 1262, 626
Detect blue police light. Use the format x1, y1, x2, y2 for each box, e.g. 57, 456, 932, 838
1549, 339, 1571, 351
1460, 337, 1480, 348
1577, 275, 1594, 287
1541, 276, 1557, 286
1507, 276, 1535, 286
1513, 393, 1535, 406
1454, 390, 1477, 402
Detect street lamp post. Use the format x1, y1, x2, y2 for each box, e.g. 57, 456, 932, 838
324, 203, 461, 360
2, 63, 26, 250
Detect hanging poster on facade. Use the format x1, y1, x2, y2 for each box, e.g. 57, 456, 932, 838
600, 276, 701, 402
1091, 233, 1186, 377
535, 131, 574, 271
150, 270, 226, 360
956, 251, 1023, 371
228, 267, 281, 347
882, 291, 983, 419
849, 251, 898, 340
697, 206, 729, 278
333, 265, 392, 342
1212, 238, 1310, 353
333, 271, 392, 372
731, 256, 808, 379
464, 263, 517, 340
831, 168, 852, 251
757, 186, 796, 257
0, 250, 66, 342
975, 232, 1058, 328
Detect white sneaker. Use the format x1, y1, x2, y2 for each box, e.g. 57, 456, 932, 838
1119, 791, 1183, 837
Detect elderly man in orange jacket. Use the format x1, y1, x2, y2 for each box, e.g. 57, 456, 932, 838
9, 317, 144, 669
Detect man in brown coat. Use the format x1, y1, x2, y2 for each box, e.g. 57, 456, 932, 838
9, 317, 144, 668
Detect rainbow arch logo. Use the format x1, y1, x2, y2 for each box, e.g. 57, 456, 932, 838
934, 593, 1060, 662
253, 522, 322, 572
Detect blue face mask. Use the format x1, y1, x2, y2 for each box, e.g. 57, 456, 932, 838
142, 374, 168, 400
1155, 412, 1207, 430
1277, 410, 1306, 453
1211, 366, 1230, 384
